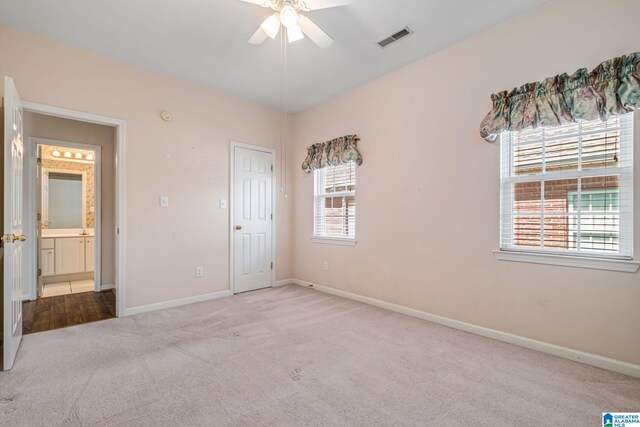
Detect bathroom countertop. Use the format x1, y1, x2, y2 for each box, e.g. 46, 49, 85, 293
42, 233, 94, 238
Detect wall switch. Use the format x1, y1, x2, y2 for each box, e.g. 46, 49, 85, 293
195, 266, 204, 278
219, 199, 227, 209
323, 261, 329, 271
160, 196, 169, 208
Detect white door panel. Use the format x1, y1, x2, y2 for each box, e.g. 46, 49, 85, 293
3, 76, 25, 370
233, 146, 273, 293
85, 236, 94, 272
41, 249, 55, 276
54, 237, 85, 275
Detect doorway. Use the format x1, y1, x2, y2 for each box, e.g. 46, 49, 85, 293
34, 139, 101, 299
2, 75, 127, 370
230, 142, 276, 294
21, 118, 115, 334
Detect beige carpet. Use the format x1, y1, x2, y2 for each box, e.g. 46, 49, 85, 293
1, 285, 638, 426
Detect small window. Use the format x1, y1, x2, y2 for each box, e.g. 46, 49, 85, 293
314, 162, 356, 240
500, 113, 634, 259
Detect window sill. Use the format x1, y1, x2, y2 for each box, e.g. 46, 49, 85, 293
312, 237, 357, 246
493, 250, 640, 273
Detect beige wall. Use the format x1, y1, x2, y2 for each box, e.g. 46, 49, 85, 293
23, 112, 114, 284
290, 0, 640, 365
0, 24, 292, 308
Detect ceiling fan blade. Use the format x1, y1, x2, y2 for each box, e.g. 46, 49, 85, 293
248, 27, 268, 44
298, 15, 333, 48
238, 0, 271, 6
302, 0, 352, 10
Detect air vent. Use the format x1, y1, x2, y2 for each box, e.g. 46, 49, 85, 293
377, 27, 413, 48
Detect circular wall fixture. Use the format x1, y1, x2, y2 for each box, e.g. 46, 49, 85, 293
160, 111, 173, 122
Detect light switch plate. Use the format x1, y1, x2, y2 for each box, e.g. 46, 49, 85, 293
219, 199, 227, 209
160, 196, 169, 208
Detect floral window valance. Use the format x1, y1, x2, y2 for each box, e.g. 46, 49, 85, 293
301, 134, 363, 174
480, 51, 640, 142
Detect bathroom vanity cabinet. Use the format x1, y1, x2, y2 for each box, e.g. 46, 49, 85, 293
41, 236, 94, 276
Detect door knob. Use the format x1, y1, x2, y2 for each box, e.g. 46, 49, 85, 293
235, 225, 242, 230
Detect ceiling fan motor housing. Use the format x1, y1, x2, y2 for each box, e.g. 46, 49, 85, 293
270, 0, 310, 12
280, 3, 299, 27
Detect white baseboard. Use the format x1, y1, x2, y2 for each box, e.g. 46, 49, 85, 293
123, 289, 232, 316
100, 283, 115, 291
287, 279, 640, 378
274, 279, 295, 287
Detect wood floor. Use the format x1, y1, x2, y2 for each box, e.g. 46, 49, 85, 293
22, 290, 115, 334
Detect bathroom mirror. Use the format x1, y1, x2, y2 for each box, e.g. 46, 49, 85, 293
42, 169, 87, 229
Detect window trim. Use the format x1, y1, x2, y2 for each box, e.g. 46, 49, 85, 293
493, 249, 640, 273
313, 162, 357, 243
311, 236, 358, 246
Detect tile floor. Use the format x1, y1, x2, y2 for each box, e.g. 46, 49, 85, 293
41, 279, 95, 297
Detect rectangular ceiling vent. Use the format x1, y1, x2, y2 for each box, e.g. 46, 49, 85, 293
377, 27, 413, 48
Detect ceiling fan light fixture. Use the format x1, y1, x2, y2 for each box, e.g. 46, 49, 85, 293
261, 13, 280, 38
280, 3, 298, 28
287, 23, 304, 43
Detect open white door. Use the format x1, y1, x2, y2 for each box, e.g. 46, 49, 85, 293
233, 145, 273, 293
3, 76, 25, 371
36, 145, 44, 297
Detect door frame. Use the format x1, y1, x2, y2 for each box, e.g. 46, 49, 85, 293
22, 101, 126, 317
229, 141, 276, 295
26, 137, 102, 298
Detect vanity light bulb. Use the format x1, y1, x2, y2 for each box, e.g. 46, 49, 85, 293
52, 150, 61, 157
64, 152, 72, 158
75, 153, 83, 159
86, 154, 94, 161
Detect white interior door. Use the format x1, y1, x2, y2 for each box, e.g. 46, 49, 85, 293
3, 76, 25, 371
233, 146, 273, 294
36, 145, 43, 297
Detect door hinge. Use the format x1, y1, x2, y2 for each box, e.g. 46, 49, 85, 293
270, 213, 273, 220
271, 164, 273, 172
37, 157, 42, 164
270, 262, 273, 270
37, 268, 42, 276
37, 213, 41, 221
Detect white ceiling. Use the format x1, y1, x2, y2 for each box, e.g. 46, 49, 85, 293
0, 0, 550, 112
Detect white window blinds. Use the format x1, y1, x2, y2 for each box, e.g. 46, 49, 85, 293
314, 161, 356, 239
500, 113, 634, 259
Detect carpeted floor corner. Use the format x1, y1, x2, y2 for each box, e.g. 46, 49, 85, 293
1, 284, 638, 426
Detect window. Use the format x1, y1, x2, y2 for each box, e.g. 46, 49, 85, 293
314, 162, 356, 241
499, 113, 634, 260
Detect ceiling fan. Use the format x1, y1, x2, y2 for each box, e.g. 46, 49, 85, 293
240, 0, 352, 48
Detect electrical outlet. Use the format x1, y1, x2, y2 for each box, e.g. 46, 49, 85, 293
219, 199, 227, 209
160, 195, 169, 208
195, 266, 204, 278
323, 261, 329, 271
